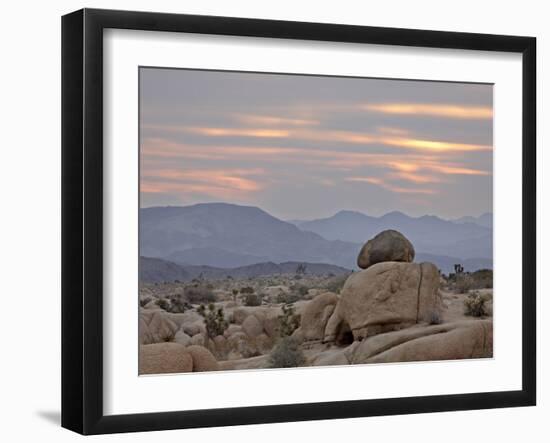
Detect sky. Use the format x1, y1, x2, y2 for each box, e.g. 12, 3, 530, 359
139, 67, 493, 220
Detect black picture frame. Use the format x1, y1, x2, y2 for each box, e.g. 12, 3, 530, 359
61, 8, 536, 435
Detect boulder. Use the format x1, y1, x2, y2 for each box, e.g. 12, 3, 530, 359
212, 335, 228, 358
263, 310, 282, 339
349, 320, 492, 364
223, 324, 243, 338
300, 292, 339, 342
291, 327, 305, 344
231, 307, 267, 325
226, 332, 259, 359
311, 349, 350, 367
190, 333, 207, 347
139, 311, 178, 344
323, 302, 353, 345
255, 333, 274, 354
143, 300, 160, 310
242, 315, 264, 338
339, 261, 441, 341
186, 345, 219, 372
139, 343, 193, 374
173, 330, 192, 347
165, 311, 202, 329
357, 230, 415, 270
182, 321, 205, 337
139, 315, 154, 345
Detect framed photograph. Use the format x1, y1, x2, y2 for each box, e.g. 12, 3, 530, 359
62, 8, 536, 435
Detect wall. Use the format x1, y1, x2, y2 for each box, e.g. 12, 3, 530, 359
0, 0, 546, 441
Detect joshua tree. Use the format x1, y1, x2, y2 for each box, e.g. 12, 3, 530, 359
197, 303, 229, 338
295, 263, 307, 275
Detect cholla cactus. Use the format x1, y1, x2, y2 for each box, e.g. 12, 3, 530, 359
463, 291, 489, 317
197, 303, 229, 338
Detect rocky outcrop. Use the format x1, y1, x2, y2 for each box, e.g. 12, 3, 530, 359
337, 261, 441, 341
139, 342, 193, 374
295, 292, 338, 342
139, 310, 178, 345
348, 320, 492, 364
357, 230, 414, 270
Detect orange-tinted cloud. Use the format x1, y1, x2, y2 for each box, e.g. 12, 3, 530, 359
234, 114, 319, 127
182, 127, 290, 138
151, 124, 491, 153
141, 168, 264, 200
363, 103, 493, 120
380, 136, 492, 153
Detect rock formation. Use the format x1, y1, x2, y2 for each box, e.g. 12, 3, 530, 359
323, 230, 441, 343
357, 229, 415, 270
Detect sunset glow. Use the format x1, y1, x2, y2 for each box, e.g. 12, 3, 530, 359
140, 68, 493, 218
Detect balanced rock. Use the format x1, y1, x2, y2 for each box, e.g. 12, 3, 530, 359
139, 342, 193, 374
338, 261, 441, 341
357, 230, 415, 270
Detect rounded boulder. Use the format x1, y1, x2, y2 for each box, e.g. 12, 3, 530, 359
357, 229, 415, 270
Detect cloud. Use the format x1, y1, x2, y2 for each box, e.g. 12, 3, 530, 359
346, 177, 437, 195
141, 168, 265, 200
145, 124, 491, 153
233, 114, 319, 127
363, 103, 493, 120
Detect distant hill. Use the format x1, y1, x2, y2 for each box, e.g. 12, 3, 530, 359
140, 203, 359, 269
140, 256, 351, 283
139, 256, 191, 283
451, 212, 493, 229
140, 203, 492, 273
293, 210, 493, 261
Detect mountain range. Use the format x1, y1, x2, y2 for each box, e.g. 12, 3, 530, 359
140, 256, 350, 283
292, 210, 492, 260
140, 203, 492, 275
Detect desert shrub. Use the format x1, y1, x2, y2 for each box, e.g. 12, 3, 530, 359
276, 292, 300, 304
240, 286, 254, 294
470, 269, 493, 289
324, 274, 349, 294
454, 274, 474, 294
244, 293, 262, 306
155, 298, 170, 311
289, 284, 308, 296
139, 297, 152, 308
464, 291, 489, 317
268, 337, 305, 368
278, 304, 300, 337
167, 294, 190, 313
197, 303, 229, 338
185, 286, 216, 304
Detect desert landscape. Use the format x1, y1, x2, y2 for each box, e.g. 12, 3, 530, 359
139, 217, 493, 374
138, 68, 493, 374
